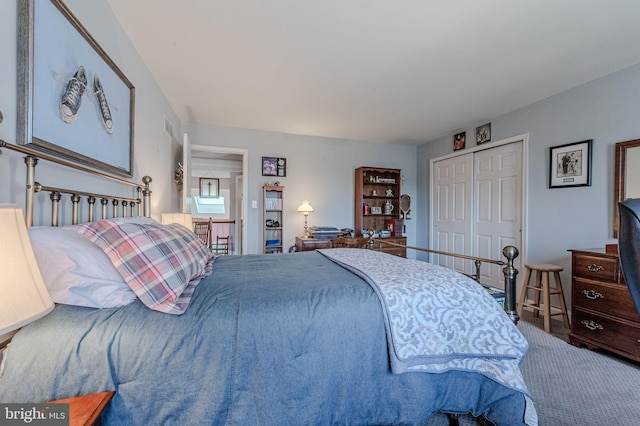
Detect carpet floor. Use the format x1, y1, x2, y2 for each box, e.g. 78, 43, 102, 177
518, 311, 640, 425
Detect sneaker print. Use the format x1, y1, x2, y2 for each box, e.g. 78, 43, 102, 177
93, 73, 113, 134
60, 65, 87, 124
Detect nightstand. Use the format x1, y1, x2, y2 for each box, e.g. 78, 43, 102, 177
295, 236, 332, 252
49, 391, 114, 426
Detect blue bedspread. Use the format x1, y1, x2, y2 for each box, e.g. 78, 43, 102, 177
0, 252, 535, 425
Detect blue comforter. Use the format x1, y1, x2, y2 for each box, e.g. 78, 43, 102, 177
0, 252, 533, 425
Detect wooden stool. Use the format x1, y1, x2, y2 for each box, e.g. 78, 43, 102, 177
517, 263, 571, 333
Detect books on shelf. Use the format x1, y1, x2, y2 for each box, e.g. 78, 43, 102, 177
265, 198, 282, 210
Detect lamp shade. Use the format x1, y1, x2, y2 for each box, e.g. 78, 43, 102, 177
0, 204, 54, 336
297, 201, 314, 214
161, 212, 193, 230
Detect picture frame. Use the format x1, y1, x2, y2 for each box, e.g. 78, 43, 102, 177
17, 0, 135, 177
371, 206, 382, 214
262, 157, 278, 176
476, 123, 491, 144
199, 178, 219, 198
262, 156, 286, 177
277, 157, 287, 177
453, 132, 466, 151
549, 139, 593, 188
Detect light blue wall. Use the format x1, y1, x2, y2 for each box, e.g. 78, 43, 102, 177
0, 0, 180, 223
186, 123, 418, 254
417, 63, 640, 295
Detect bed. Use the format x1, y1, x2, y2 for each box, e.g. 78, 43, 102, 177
0, 141, 537, 425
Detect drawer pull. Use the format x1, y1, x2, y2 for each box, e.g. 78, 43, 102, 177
581, 289, 604, 300
581, 320, 604, 331
586, 264, 605, 272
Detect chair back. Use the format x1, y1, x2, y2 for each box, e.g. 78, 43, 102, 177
618, 198, 640, 314
193, 220, 211, 248
213, 235, 230, 254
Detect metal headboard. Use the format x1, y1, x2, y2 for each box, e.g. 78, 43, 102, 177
0, 140, 152, 227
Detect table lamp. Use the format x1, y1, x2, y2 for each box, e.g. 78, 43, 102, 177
297, 200, 314, 238
0, 204, 54, 346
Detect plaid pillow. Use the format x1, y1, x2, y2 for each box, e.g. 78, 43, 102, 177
75, 220, 215, 314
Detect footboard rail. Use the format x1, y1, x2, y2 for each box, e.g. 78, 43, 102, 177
369, 238, 520, 324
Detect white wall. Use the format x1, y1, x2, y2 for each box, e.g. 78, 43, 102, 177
0, 0, 181, 223
417, 62, 640, 303
185, 123, 418, 254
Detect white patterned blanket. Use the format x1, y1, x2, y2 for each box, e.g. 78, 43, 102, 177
318, 248, 531, 394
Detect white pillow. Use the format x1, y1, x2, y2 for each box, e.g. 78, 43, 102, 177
28, 225, 136, 309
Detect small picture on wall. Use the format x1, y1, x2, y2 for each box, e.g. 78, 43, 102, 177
262, 157, 287, 177
277, 157, 286, 177
453, 132, 466, 151
262, 157, 277, 176
476, 123, 491, 144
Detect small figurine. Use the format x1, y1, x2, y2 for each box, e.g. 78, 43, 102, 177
385, 188, 393, 197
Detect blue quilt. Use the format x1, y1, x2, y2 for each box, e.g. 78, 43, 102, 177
0, 252, 536, 425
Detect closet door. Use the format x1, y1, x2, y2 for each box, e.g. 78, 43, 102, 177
431, 140, 523, 288
474, 142, 523, 287
431, 153, 473, 273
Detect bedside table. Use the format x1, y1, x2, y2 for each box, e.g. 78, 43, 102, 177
49, 391, 114, 426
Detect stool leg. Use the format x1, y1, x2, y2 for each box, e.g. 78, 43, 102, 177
533, 271, 542, 318
517, 268, 532, 317
553, 271, 571, 329
542, 272, 551, 333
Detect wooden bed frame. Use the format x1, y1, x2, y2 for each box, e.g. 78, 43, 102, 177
1, 139, 520, 326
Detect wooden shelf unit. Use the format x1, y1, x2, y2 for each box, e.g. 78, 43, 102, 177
263, 185, 284, 254
355, 167, 403, 236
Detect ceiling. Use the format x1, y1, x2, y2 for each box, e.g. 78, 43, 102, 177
106, 0, 640, 145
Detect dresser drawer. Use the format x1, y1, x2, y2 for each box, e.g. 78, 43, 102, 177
572, 308, 640, 357
573, 277, 640, 322
572, 252, 620, 283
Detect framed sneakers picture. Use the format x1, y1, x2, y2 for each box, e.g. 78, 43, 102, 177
17, 0, 135, 177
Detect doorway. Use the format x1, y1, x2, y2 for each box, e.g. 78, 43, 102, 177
430, 134, 527, 288
183, 139, 248, 254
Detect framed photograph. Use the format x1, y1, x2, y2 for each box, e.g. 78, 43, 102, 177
371, 206, 382, 214
277, 157, 286, 177
476, 123, 491, 144
262, 157, 278, 176
453, 132, 466, 151
17, 0, 135, 177
199, 178, 219, 198
549, 140, 593, 188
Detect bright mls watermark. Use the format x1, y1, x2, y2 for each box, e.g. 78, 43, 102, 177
1, 404, 68, 425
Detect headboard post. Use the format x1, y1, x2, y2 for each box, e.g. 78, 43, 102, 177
49, 192, 61, 227
71, 194, 80, 225
87, 196, 96, 222
23, 155, 37, 227
142, 176, 152, 217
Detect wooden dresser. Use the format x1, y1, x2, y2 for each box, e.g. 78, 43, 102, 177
569, 248, 640, 362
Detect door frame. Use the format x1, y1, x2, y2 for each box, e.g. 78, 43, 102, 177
429, 133, 529, 268
186, 143, 249, 255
